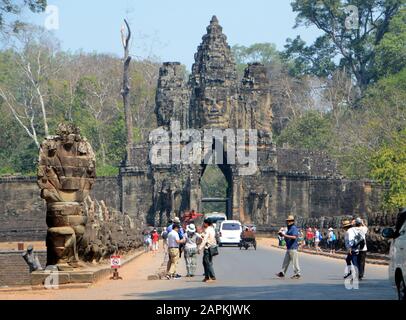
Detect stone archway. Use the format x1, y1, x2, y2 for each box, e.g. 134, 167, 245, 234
199, 163, 233, 219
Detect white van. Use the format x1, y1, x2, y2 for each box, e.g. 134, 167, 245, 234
382, 209, 406, 300
218, 220, 242, 246
204, 212, 227, 230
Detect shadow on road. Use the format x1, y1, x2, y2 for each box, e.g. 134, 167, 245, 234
124, 279, 395, 300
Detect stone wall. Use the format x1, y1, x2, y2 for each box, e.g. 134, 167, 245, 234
242, 171, 382, 227
0, 250, 46, 287
0, 176, 120, 242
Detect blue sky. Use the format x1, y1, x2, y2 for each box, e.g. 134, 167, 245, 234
27, 0, 321, 69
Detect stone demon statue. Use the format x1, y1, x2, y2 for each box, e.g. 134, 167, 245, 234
37, 123, 96, 270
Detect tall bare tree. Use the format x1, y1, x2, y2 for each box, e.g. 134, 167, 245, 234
0, 25, 59, 146
121, 19, 133, 163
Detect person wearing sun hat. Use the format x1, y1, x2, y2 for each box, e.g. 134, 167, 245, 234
342, 218, 363, 279
183, 223, 202, 277
327, 227, 337, 254
276, 215, 301, 279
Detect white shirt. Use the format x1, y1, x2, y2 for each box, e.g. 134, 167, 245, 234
345, 227, 365, 253
167, 230, 180, 248
315, 230, 320, 242
199, 226, 217, 251
355, 226, 368, 251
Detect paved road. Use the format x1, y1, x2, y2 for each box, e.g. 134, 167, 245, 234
0, 241, 396, 300
136, 244, 395, 300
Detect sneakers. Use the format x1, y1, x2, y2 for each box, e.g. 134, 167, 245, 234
276, 272, 301, 279
343, 271, 352, 279
173, 274, 182, 279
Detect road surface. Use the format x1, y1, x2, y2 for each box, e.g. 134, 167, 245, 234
0, 240, 396, 300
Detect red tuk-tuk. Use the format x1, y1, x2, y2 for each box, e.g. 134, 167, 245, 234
182, 210, 204, 233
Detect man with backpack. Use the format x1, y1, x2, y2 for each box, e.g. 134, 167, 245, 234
327, 227, 336, 254
354, 218, 368, 280
342, 219, 365, 280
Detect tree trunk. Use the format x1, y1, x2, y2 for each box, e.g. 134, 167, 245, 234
121, 19, 133, 164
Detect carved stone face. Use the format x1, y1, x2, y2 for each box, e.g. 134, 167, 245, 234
200, 89, 230, 128
62, 134, 76, 150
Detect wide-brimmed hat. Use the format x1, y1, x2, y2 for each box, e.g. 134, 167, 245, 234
286, 215, 295, 221
186, 224, 196, 233
342, 220, 352, 228
173, 217, 181, 224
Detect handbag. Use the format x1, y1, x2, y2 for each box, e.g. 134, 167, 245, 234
209, 245, 219, 257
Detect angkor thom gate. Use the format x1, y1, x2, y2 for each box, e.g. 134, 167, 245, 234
119, 16, 381, 228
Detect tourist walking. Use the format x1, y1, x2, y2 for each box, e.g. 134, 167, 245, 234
166, 224, 186, 279
161, 227, 168, 252
354, 217, 368, 280
314, 227, 322, 253
184, 223, 202, 277
342, 219, 365, 279
276, 215, 301, 279
143, 230, 152, 252
327, 227, 336, 254
305, 227, 314, 248
151, 229, 159, 252
199, 219, 218, 283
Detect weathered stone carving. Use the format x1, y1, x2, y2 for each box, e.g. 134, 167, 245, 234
37, 123, 96, 270
155, 62, 190, 129
78, 196, 142, 263
189, 16, 239, 130
119, 16, 382, 238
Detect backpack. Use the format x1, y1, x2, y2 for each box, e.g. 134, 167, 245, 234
331, 233, 336, 241
319, 232, 323, 241
161, 231, 168, 240
352, 229, 366, 250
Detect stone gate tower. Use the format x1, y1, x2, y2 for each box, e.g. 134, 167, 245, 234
120, 16, 378, 227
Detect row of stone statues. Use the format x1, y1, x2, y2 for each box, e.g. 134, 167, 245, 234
78, 196, 143, 263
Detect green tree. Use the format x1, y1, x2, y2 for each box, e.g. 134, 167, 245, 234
375, 8, 406, 78
285, 0, 404, 92
275, 110, 333, 151
333, 67, 406, 178
232, 43, 281, 76
200, 166, 228, 214
282, 35, 337, 78
370, 129, 406, 210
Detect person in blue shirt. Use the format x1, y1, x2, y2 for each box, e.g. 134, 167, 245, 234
276, 215, 301, 279
167, 217, 185, 239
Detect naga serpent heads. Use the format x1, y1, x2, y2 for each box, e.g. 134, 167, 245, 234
37, 123, 96, 270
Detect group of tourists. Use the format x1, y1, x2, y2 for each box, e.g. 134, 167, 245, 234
276, 215, 368, 281
163, 217, 218, 282
279, 225, 337, 254
142, 228, 160, 252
